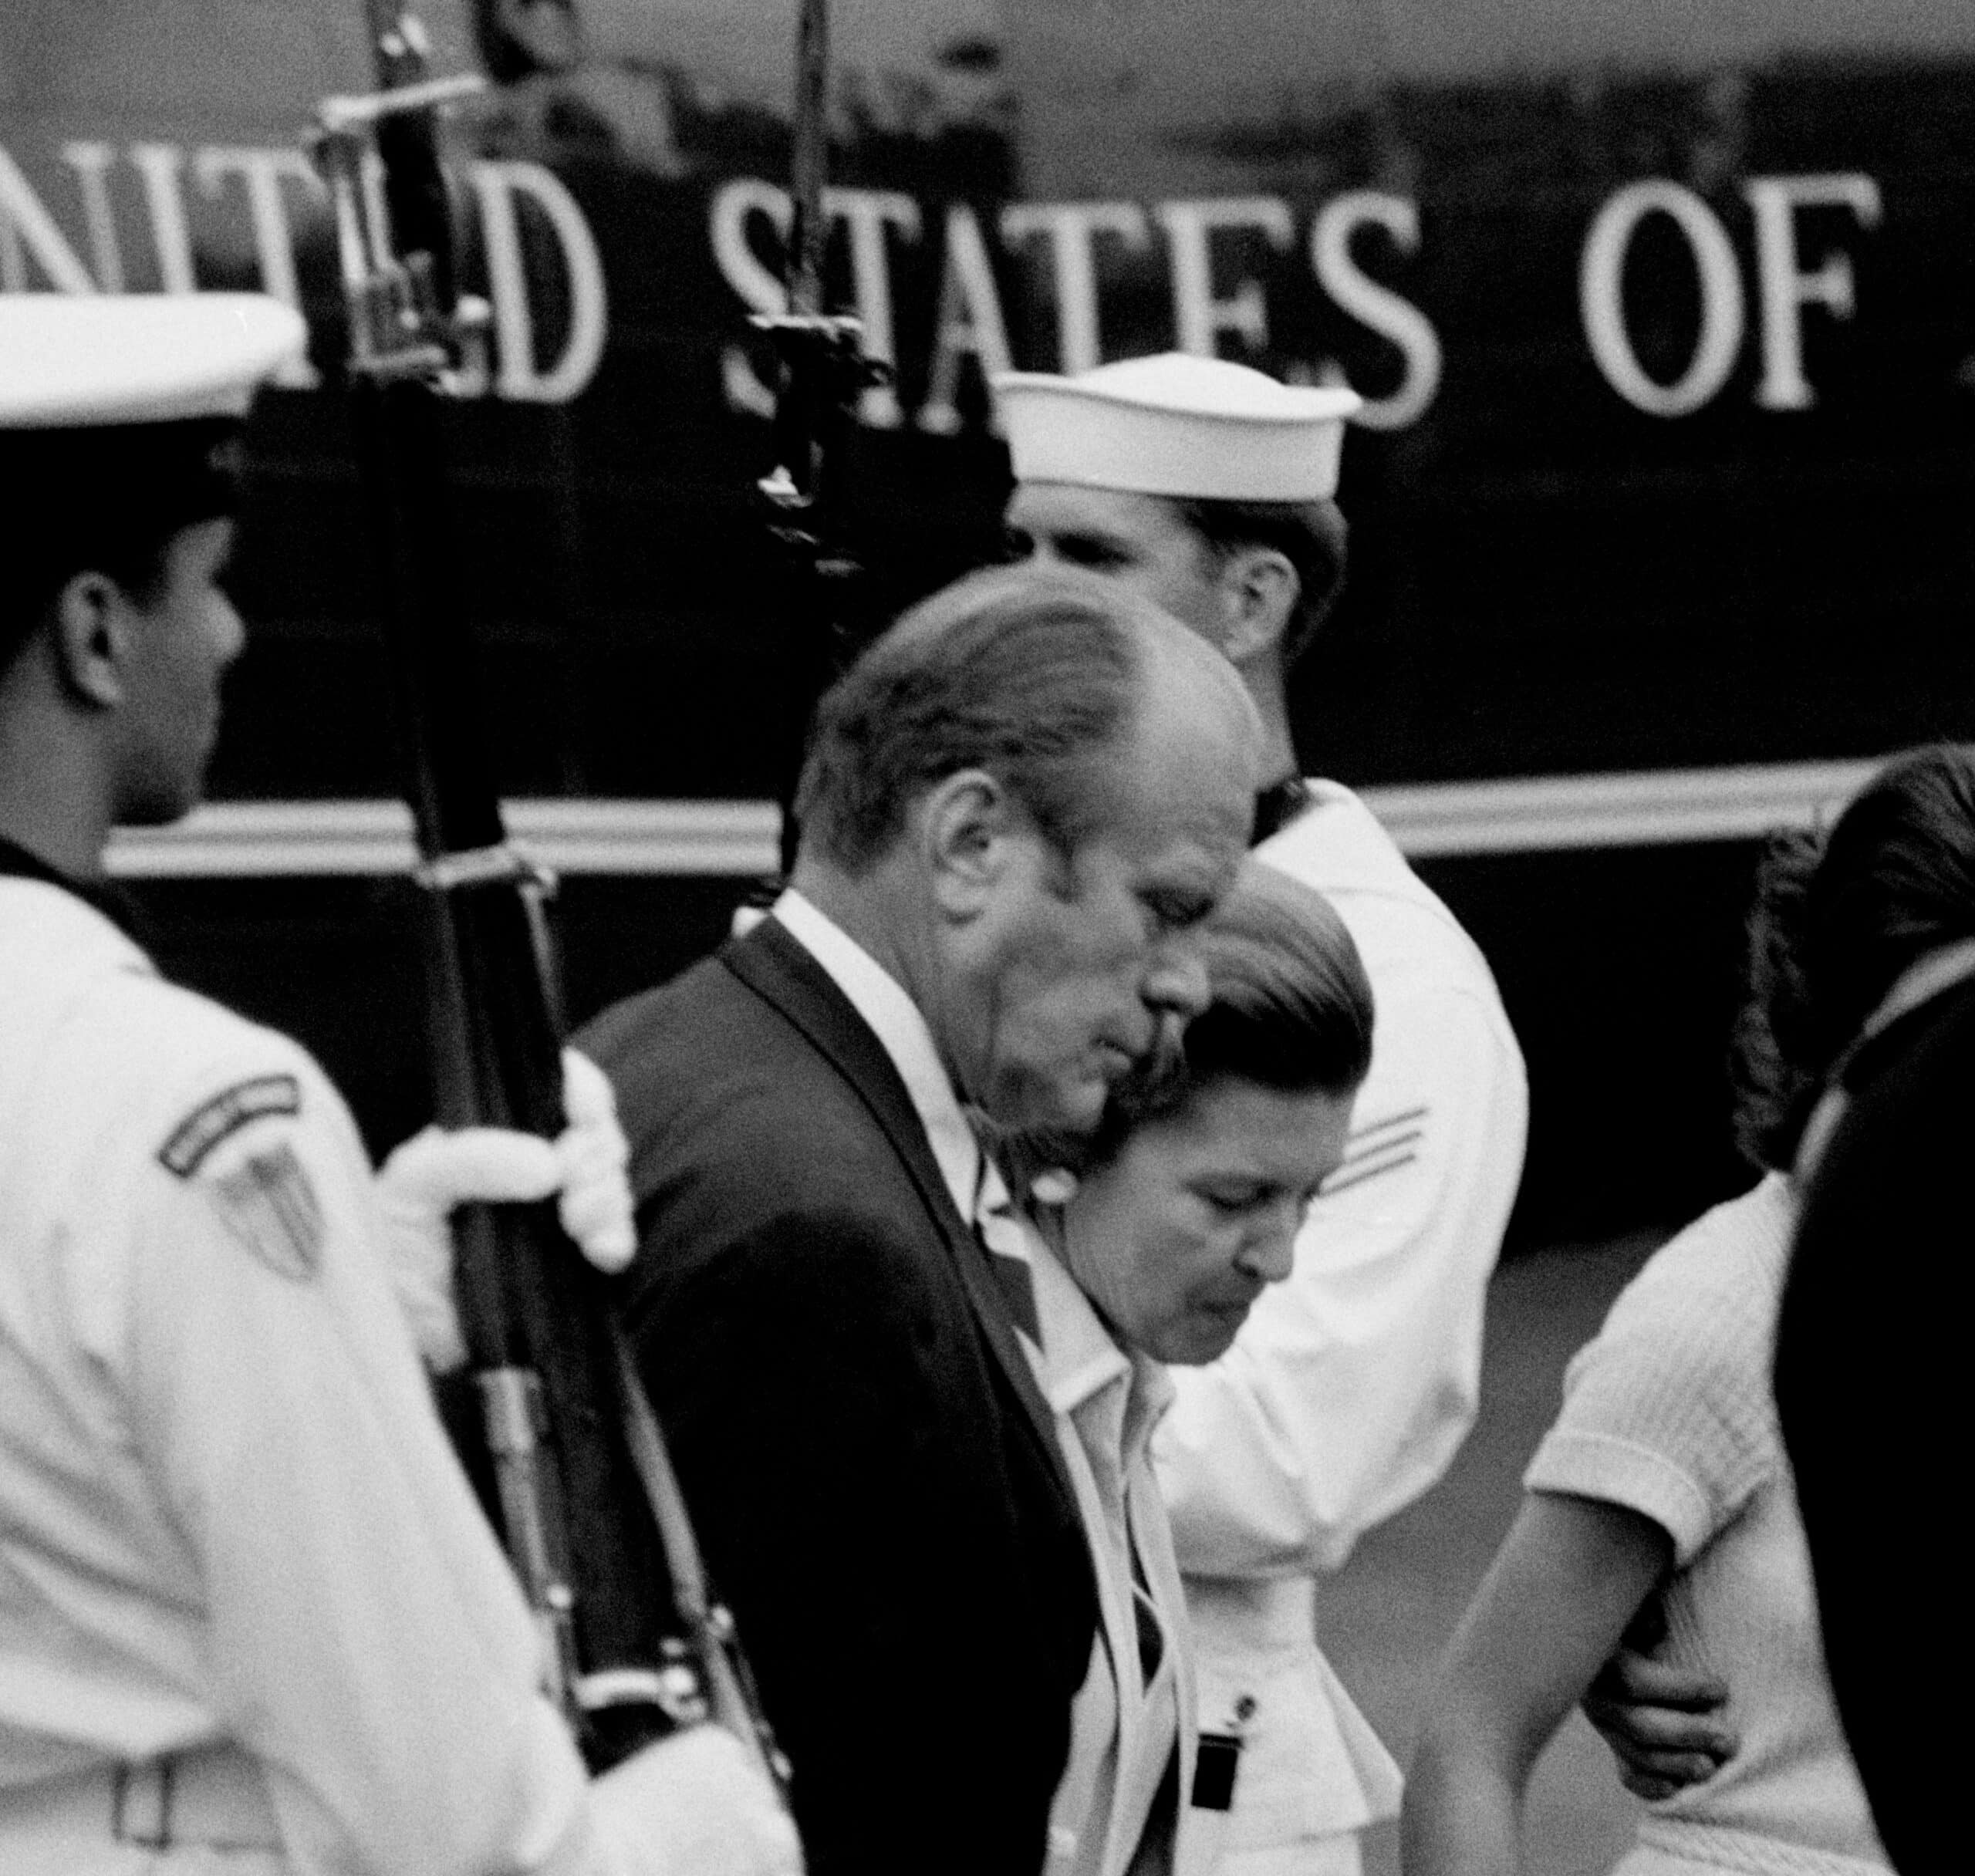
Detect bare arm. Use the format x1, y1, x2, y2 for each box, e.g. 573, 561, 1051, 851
1402, 1492, 1671, 1876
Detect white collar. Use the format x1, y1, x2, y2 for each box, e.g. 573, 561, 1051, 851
0, 874, 153, 976
772, 888, 980, 1221
1024, 1218, 1174, 1459
1257, 777, 1429, 899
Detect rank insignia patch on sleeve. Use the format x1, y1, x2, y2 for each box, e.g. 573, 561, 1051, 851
208, 1142, 325, 1281
1319, 1103, 1428, 1199
158, 1075, 302, 1178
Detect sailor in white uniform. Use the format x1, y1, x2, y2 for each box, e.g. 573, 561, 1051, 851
0, 292, 800, 1876
994, 353, 1530, 1876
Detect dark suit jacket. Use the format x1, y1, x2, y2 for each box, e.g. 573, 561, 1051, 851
578, 919, 1098, 1876
1777, 977, 1975, 1875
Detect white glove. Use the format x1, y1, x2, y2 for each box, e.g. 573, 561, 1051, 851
376, 1048, 638, 1372
555, 1047, 637, 1272
591, 1726, 803, 1876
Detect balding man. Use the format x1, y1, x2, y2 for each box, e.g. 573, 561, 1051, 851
997, 354, 1529, 1876
579, 565, 1261, 1876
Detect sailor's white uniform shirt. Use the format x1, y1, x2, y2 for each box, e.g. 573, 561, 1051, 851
1153, 781, 1529, 1861
0, 878, 608, 1874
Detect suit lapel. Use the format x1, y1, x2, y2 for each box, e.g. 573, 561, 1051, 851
724, 920, 1075, 1498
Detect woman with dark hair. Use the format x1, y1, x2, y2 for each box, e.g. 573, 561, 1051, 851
1400, 746, 1975, 1876
994, 859, 1375, 1876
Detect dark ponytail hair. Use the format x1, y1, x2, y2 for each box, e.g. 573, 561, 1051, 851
1731, 744, 1975, 1170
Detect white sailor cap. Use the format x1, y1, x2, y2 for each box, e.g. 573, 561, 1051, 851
0, 292, 306, 430
994, 353, 1362, 504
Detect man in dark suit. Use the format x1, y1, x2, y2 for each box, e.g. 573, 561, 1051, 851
579, 565, 1261, 1876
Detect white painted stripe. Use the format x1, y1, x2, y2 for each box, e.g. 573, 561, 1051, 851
1362, 760, 1879, 857
106, 798, 782, 879
101, 759, 1883, 879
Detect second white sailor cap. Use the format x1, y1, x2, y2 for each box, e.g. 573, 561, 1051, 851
994, 353, 1362, 504
0, 292, 307, 430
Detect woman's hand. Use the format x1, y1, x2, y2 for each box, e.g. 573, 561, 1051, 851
1582, 1607, 1737, 1801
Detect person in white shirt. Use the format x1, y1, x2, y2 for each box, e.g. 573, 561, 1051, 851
1000, 859, 1376, 1876
1401, 750, 1975, 1876
994, 353, 1528, 1874
0, 292, 798, 1876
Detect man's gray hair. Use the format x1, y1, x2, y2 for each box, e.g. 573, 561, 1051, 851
795, 564, 1170, 873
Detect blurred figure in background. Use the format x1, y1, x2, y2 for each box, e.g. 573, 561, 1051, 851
1398, 747, 1975, 1876
471, 0, 686, 172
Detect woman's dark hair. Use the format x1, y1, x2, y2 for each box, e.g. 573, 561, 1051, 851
1731, 743, 1975, 1170
1092, 859, 1374, 1159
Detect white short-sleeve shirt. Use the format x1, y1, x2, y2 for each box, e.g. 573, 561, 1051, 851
1526, 1176, 1889, 1873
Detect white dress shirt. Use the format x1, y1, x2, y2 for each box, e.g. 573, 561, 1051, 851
1014, 1193, 1191, 1876
772, 890, 982, 1217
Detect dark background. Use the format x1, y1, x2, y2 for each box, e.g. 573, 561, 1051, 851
198, 56, 1975, 808
63, 48, 1975, 1252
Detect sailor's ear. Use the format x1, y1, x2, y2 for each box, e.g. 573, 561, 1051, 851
49, 571, 136, 710
1214, 545, 1298, 666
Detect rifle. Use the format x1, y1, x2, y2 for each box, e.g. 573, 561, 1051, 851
311, 3, 789, 1791
753, 0, 887, 872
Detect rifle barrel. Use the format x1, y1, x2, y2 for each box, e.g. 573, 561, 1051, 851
788, 0, 832, 319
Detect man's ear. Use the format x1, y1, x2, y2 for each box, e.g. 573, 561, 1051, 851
1216, 546, 1299, 667
49, 571, 132, 711
919, 768, 1016, 917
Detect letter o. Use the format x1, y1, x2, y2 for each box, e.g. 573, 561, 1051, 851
1580, 181, 1744, 418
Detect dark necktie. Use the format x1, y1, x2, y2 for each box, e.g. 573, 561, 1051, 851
1251, 774, 1312, 846
971, 1156, 1042, 1345
1131, 1535, 1164, 1683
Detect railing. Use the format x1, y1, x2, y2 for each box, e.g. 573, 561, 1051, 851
106, 758, 1882, 878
